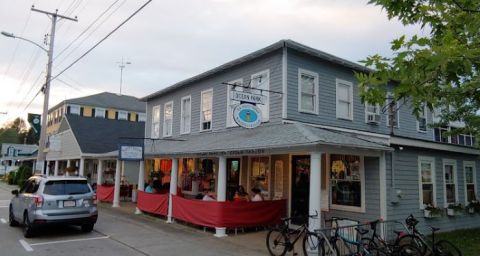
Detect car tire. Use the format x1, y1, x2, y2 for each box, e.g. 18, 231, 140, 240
23, 212, 34, 238
81, 223, 94, 232
9, 205, 19, 227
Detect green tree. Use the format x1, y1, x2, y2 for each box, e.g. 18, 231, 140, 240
356, 0, 480, 138
0, 117, 32, 144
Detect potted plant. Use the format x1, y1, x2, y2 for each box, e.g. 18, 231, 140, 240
424, 204, 443, 218
447, 203, 464, 216
466, 201, 480, 214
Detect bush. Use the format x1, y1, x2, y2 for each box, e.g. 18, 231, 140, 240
14, 165, 32, 187
7, 171, 16, 185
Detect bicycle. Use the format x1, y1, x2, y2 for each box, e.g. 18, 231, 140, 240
323, 218, 372, 256
397, 214, 462, 256
266, 213, 321, 256
359, 219, 423, 256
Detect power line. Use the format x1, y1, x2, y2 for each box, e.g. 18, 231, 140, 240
54, 0, 121, 61
50, 0, 152, 83
54, 0, 127, 67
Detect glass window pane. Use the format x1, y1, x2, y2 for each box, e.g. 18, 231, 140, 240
444, 165, 454, 183
330, 155, 361, 207
422, 184, 433, 205
465, 166, 473, 183
337, 102, 350, 118
446, 184, 455, 203
337, 85, 349, 101
421, 162, 432, 183
301, 94, 314, 111
301, 75, 315, 94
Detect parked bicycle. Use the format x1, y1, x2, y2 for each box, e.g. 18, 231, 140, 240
359, 219, 423, 256
396, 214, 462, 256
266, 213, 322, 256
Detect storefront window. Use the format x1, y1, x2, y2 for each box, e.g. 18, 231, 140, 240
250, 157, 269, 198
145, 159, 172, 188
180, 158, 216, 192
330, 155, 362, 208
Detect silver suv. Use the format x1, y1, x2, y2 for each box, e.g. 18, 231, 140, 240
9, 175, 98, 238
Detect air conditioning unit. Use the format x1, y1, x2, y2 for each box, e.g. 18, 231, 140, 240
367, 113, 381, 124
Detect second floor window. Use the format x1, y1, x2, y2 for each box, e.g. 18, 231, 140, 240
151, 105, 160, 138
69, 105, 80, 115
163, 101, 173, 137
417, 104, 427, 132
181, 96, 191, 134
298, 69, 318, 114
95, 108, 106, 118
138, 113, 146, 122
118, 111, 128, 120
201, 89, 213, 131
336, 79, 353, 120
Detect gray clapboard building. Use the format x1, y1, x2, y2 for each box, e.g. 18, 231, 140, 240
139, 39, 479, 235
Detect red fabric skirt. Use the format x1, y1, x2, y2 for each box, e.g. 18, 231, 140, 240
137, 191, 169, 216
97, 185, 114, 202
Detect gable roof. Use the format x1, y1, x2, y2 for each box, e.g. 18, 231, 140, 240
65, 114, 145, 154
50, 92, 146, 113
141, 39, 371, 101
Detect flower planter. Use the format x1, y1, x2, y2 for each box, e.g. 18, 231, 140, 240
447, 208, 463, 216
424, 209, 442, 218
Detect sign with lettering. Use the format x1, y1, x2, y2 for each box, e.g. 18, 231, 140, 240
230, 91, 266, 105
233, 103, 262, 129
119, 145, 144, 161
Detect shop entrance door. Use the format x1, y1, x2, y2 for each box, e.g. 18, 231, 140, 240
291, 156, 310, 225
226, 158, 241, 201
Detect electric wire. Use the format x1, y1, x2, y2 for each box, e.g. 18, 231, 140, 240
54, 0, 127, 67
50, 0, 152, 84
54, 0, 121, 61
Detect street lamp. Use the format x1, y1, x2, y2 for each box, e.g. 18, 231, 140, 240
1, 30, 51, 174
118, 58, 131, 95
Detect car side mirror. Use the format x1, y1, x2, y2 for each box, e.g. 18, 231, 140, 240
11, 189, 19, 196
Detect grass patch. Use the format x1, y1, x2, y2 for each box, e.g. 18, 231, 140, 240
434, 228, 480, 256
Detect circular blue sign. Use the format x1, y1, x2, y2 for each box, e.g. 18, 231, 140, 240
233, 103, 262, 129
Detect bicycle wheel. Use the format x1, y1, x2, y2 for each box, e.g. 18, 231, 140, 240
302, 233, 321, 256
396, 234, 427, 255
398, 243, 423, 256
266, 229, 289, 256
361, 238, 386, 256
434, 240, 462, 256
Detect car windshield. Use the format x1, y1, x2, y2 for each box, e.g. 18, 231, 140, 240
43, 180, 91, 195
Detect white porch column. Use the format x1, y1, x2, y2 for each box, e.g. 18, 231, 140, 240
44, 160, 50, 176
308, 152, 322, 231
96, 160, 103, 185
215, 156, 227, 237
79, 157, 85, 176
67, 159, 71, 168
54, 161, 59, 176
135, 160, 145, 215
112, 159, 121, 207
379, 152, 387, 238
167, 158, 178, 222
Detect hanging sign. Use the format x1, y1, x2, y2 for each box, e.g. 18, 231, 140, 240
230, 90, 266, 105
119, 145, 144, 161
233, 103, 262, 129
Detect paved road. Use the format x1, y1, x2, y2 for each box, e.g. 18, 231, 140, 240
0, 181, 268, 256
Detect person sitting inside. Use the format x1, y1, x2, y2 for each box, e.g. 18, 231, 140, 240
233, 185, 250, 202
152, 179, 163, 193
145, 180, 155, 193
202, 189, 216, 201
251, 187, 264, 202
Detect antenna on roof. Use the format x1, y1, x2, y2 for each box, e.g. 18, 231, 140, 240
117, 57, 131, 95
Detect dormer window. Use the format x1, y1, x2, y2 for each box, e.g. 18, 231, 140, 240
118, 111, 128, 120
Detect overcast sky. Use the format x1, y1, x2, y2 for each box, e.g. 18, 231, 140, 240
0, 0, 423, 127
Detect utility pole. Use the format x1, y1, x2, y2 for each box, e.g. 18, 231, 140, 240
31, 6, 77, 174
118, 58, 131, 95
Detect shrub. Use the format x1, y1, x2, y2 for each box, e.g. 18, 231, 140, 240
7, 171, 16, 185
14, 165, 32, 187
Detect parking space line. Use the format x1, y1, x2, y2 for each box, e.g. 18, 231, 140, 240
0, 218, 6, 224
19, 240, 33, 252
29, 236, 110, 246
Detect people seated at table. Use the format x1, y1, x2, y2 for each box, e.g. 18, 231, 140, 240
152, 178, 162, 193
145, 180, 155, 193
251, 187, 264, 202
233, 185, 250, 202
202, 189, 216, 201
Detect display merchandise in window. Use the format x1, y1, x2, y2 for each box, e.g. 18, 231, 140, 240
330, 155, 361, 207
